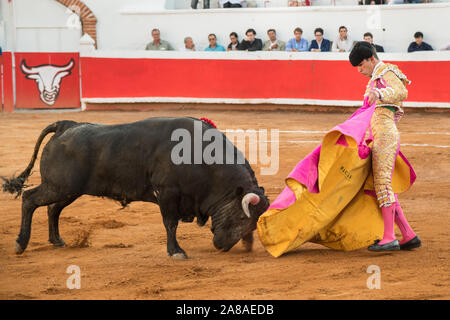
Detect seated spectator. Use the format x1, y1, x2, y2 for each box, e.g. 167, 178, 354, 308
182, 37, 196, 51
408, 31, 433, 52
238, 29, 263, 51
145, 28, 174, 51
332, 26, 354, 52
286, 27, 308, 52
227, 32, 240, 51
263, 29, 286, 51
363, 32, 384, 52
205, 34, 226, 51
309, 28, 331, 52
191, 0, 210, 9
220, 0, 243, 7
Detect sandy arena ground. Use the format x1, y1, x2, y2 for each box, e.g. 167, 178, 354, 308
0, 108, 449, 300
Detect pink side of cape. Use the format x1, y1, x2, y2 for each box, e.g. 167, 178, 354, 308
269, 86, 416, 210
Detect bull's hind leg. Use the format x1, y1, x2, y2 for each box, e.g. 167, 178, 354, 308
48, 198, 77, 248
15, 185, 64, 254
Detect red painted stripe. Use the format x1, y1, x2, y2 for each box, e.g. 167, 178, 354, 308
80, 57, 450, 103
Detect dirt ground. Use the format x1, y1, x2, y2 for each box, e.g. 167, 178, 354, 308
0, 108, 449, 300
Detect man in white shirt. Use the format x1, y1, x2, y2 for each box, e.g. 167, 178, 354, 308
332, 26, 354, 52
263, 29, 286, 51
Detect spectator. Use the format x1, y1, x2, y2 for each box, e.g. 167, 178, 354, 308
441, 44, 450, 51
263, 29, 286, 51
220, 0, 243, 7
363, 32, 384, 52
364, 0, 384, 4
309, 28, 331, 52
182, 37, 196, 51
145, 29, 174, 51
332, 26, 354, 52
407, 31, 433, 52
227, 32, 240, 51
205, 34, 226, 51
191, 0, 210, 9
286, 27, 308, 52
238, 29, 263, 51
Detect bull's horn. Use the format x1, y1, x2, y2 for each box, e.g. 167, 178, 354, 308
20, 60, 37, 74
241, 193, 260, 218
58, 59, 75, 72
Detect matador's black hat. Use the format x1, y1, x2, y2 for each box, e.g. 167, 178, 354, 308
349, 41, 375, 66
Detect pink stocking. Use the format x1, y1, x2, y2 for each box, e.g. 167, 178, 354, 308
394, 195, 416, 245
379, 205, 396, 245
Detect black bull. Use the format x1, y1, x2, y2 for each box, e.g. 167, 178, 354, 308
1, 117, 269, 259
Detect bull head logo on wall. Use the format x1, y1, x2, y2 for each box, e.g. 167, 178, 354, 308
20, 59, 75, 106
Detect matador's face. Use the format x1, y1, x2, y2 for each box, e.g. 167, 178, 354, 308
357, 57, 377, 78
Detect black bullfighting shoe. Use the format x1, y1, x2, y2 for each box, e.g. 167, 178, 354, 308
368, 239, 400, 251
400, 235, 422, 250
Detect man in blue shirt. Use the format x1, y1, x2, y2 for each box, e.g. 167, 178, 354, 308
309, 28, 331, 52
286, 27, 308, 52
407, 32, 433, 52
205, 34, 226, 51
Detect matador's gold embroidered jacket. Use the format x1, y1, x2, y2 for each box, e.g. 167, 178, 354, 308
364, 62, 411, 121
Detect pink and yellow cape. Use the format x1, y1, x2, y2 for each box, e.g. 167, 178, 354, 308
257, 87, 416, 258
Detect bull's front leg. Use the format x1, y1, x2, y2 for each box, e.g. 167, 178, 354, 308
241, 231, 254, 252
159, 195, 187, 259
162, 216, 187, 259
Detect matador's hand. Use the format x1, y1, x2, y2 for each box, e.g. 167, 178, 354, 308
368, 89, 380, 105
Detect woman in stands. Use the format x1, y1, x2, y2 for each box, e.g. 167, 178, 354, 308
227, 32, 240, 51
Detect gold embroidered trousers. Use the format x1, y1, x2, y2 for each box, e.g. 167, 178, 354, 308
370, 107, 400, 207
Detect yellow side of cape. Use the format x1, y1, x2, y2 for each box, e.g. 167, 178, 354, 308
257, 131, 413, 258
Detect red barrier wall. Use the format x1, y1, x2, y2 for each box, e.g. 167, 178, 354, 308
2, 53, 449, 111
80, 57, 450, 104
14, 52, 80, 109
2, 52, 14, 112
0, 54, 2, 112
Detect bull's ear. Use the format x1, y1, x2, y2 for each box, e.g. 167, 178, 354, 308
235, 186, 244, 197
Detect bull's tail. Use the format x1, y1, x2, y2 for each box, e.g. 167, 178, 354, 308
1, 121, 76, 198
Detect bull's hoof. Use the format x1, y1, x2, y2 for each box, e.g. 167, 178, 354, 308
51, 239, 66, 248
14, 241, 25, 255
171, 252, 188, 260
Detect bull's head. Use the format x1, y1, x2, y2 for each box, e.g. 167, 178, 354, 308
210, 186, 269, 252
20, 59, 75, 106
